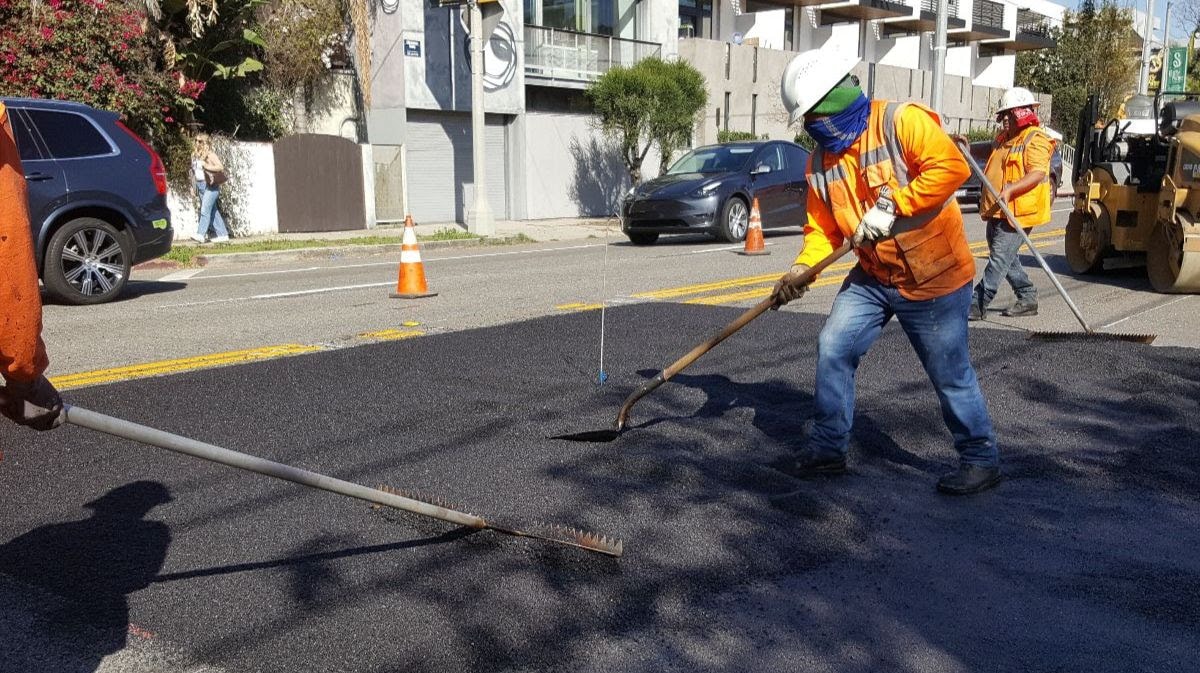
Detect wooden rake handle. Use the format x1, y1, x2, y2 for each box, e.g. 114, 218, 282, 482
614, 241, 854, 431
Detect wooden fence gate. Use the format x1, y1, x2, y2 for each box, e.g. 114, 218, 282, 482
274, 134, 366, 233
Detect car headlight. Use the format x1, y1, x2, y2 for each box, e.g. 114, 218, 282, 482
691, 182, 720, 198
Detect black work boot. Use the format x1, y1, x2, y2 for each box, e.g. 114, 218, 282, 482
936, 465, 1002, 495
789, 452, 848, 477
968, 299, 985, 321
1002, 299, 1038, 317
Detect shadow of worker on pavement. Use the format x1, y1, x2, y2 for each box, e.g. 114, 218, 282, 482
0, 481, 172, 673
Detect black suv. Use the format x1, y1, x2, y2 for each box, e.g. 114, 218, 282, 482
3, 98, 174, 304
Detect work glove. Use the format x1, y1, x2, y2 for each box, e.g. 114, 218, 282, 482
852, 187, 897, 247
1, 375, 65, 431
770, 264, 813, 309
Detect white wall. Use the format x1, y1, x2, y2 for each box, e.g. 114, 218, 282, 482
168, 139, 377, 238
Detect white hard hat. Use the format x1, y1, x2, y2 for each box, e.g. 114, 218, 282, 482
996, 87, 1040, 115
781, 49, 862, 126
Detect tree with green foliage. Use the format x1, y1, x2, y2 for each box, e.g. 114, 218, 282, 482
1017, 0, 1138, 144
586, 57, 708, 184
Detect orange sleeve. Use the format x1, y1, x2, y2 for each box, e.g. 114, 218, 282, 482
794, 173, 844, 268
0, 103, 50, 384
890, 104, 971, 217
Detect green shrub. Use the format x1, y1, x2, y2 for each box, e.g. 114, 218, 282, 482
718, 129, 759, 143
793, 130, 816, 150
964, 127, 997, 143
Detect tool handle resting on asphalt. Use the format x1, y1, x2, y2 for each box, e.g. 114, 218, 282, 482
615, 241, 854, 432
0, 391, 622, 557
952, 137, 1154, 344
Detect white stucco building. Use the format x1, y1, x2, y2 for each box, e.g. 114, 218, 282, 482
365, 0, 1065, 223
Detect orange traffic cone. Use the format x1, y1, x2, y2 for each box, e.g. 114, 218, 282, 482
390, 215, 438, 299
737, 197, 769, 256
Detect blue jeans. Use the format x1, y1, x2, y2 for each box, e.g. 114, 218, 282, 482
974, 218, 1036, 308
809, 268, 998, 467
195, 181, 229, 240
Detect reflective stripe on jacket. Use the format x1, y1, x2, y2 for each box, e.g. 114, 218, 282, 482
796, 100, 975, 301
980, 125, 1054, 227
0, 102, 50, 384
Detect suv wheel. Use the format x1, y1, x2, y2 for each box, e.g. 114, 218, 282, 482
43, 217, 131, 305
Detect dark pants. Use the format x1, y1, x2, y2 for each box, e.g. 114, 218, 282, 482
809, 267, 999, 467
973, 218, 1036, 308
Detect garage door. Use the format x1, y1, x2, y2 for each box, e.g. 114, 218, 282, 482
406, 111, 507, 223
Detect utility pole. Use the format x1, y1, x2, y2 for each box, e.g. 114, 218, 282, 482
930, 0, 949, 115
466, 0, 495, 235
1139, 0, 1156, 94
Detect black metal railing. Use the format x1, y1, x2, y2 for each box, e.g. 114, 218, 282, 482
1017, 8, 1052, 37
919, 0, 959, 17
973, 0, 1004, 29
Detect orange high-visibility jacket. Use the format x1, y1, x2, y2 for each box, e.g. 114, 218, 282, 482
795, 100, 975, 301
0, 102, 50, 384
979, 125, 1055, 227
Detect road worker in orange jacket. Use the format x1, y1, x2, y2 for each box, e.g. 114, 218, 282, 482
0, 101, 64, 432
969, 87, 1056, 320
770, 49, 1000, 495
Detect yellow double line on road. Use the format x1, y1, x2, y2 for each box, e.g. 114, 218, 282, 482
50, 328, 425, 391
630, 228, 1067, 307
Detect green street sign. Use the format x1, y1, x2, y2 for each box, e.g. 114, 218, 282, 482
1165, 46, 1189, 93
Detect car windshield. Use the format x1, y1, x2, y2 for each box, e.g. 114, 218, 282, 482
666, 145, 756, 174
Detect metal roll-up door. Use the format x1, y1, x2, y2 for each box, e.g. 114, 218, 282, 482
406, 111, 507, 223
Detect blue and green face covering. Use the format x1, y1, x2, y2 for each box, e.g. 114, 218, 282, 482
804, 77, 870, 154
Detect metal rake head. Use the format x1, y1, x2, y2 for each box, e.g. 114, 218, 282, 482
1029, 330, 1157, 345
373, 484, 624, 558
494, 521, 625, 558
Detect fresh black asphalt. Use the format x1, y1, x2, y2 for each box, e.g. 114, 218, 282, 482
1, 302, 1198, 673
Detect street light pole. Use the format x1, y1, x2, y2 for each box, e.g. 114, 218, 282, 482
930, 0, 949, 115
466, 0, 495, 235
1139, 0, 1156, 94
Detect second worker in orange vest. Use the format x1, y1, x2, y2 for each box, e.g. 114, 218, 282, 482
771, 49, 1000, 496
969, 87, 1055, 320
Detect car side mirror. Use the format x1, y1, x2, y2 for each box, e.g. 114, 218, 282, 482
752, 164, 771, 175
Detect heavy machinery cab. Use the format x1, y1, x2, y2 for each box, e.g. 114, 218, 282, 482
1068, 92, 1200, 292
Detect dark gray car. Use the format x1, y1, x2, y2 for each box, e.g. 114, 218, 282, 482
4, 97, 174, 304
620, 140, 808, 245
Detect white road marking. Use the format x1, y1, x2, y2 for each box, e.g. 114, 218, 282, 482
1100, 294, 1194, 329
158, 269, 205, 281
156, 282, 394, 308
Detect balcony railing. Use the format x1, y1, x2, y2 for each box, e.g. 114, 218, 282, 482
973, 0, 1004, 30
524, 26, 661, 83
919, 0, 959, 18
1016, 8, 1052, 37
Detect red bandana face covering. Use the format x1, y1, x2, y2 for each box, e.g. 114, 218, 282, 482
1011, 106, 1040, 130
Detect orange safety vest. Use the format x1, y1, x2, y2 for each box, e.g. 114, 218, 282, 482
0, 102, 50, 384
981, 125, 1054, 227
803, 100, 976, 301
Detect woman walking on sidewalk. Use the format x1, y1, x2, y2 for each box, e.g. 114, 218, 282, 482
191, 133, 230, 244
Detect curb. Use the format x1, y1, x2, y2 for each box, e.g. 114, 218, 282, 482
137, 236, 492, 271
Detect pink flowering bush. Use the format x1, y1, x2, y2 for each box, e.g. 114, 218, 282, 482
0, 0, 192, 182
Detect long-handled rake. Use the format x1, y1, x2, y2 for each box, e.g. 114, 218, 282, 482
555, 242, 854, 443
1, 392, 622, 557
953, 137, 1155, 344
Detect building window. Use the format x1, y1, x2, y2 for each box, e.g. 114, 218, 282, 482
679, 0, 713, 40
535, 0, 614, 34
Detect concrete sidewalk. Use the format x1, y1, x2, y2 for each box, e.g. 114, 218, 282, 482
151, 217, 623, 269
